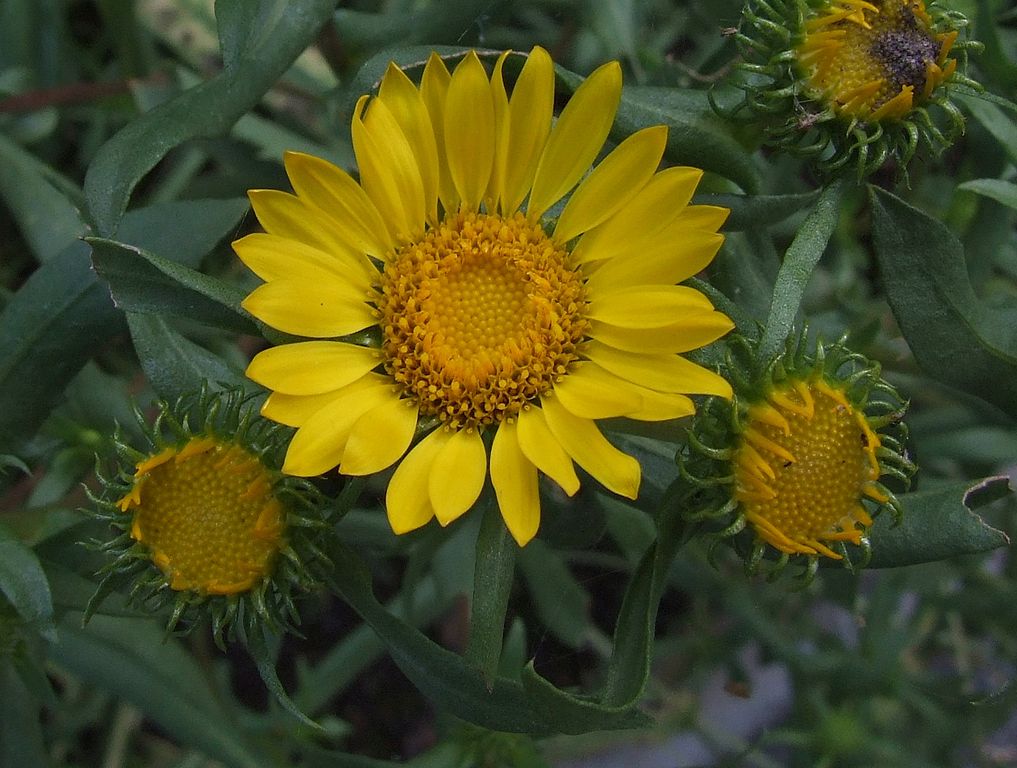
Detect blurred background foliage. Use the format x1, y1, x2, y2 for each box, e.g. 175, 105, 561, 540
0, 0, 1016, 766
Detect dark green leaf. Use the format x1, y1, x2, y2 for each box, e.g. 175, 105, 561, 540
958, 178, 1017, 211
115, 198, 251, 270
465, 501, 517, 684
697, 190, 821, 232
959, 93, 1017, 165
84, 0, 337, 236
0, 241, 120, 453
758, 180, 844, 365
248, 628, 323, 731
0, 525, 54, 640
323, 539, 554, 734
126, 313, 251, 403
853, 477, 1011, 568
0, 133, 89, 263
48, 616, 266, 768
603, 85, 760, 193
975, 0, 1017, 93
89, 237, 256, 335
518, 540, 591, 650
0, 663, 50, 768
870, 186, 1017, 418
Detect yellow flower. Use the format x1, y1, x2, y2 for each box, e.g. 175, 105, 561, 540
733, 375, 886, 559
117, 437, 285, 595
797, 0, 957, 122
90, 388, 328, 643
237, 48, 734, 547
681, 339, 915, 577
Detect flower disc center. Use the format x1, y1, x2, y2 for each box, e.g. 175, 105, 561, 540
379, 211, 588, 430
122, 439, 285, 595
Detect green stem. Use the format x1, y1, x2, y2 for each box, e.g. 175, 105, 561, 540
465, 497, 517, 686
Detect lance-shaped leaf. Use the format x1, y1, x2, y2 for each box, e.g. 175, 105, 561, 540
870, 186, 1017, 418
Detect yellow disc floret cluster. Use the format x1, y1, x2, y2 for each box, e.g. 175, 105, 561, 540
378, 210, 588, 430
117, 436, 285, 595
798, 0, 958, 121
734, 376, 888, 559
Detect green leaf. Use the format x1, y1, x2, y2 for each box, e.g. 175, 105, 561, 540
89, 237, 256, 335
115, 197, 251, 270
0, 525, 54, 640
604, 85, 760, 193
958, 178, 1017, 211
0, 132, 89, 263
959, 93, 1017, 165
0, 241, 120, 453
126, 313, 251, 403
870, 186, 1017, 418
0, 663, 50, 768
758, 180, 845, 366
465, 501, 517, 685
975, 0, 1017, 93
247, 627, 323, 731
518, 540, 591, 650
853, 477, 1011, 568
48, 616, 266, 768
84, 0, 337, 236
696, 190, 821, 232
323, 539, 555, 734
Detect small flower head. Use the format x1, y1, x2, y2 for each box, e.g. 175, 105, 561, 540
681, 336, 916, 580
730, 0, 978, 177
238, 48, 734, 547
89, 387, 330, 645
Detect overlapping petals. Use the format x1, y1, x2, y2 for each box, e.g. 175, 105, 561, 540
238, 47, 733, 547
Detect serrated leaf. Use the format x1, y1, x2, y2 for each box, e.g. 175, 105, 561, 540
870, 186, 1017, 418
126, 313, 251, 403
0, 525, 54, 640
89, 237, 256, 334
84, 0, 337, 236
853, 477, 1011, 568
48, 616, 266, 768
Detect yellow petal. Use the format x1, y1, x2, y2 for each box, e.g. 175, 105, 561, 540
248, 189, 360, 257
352, 95, 425, 242
590, 311, 735, 354
385, 427, 445, 535
587, 285, 715, 327
445, 51, 496, 211
246, 341, 381, 395
552, 361, 643, 419
584, 230, 724, 292
429, 427, 487, 526
498, 46, 554, 216
674, 204, 730, 231
486, 51, 510, 208
539, 395, 640, 499
490, 420, 540, 546
378, 63, 440, 223
282, 383, 394, 476
527, 60, 622, 221
282, 151, 394, 259
584, 340, 733, 397
261, 373, 389, 427
341, 396, 419, 476
516, 405, 580, 496
625, 388, 696, 422
233, 233, 375, 291
570, 166, 704, 264
420, 53, 458, 213
241, 279, 376, 338
553, 125, 667, 243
